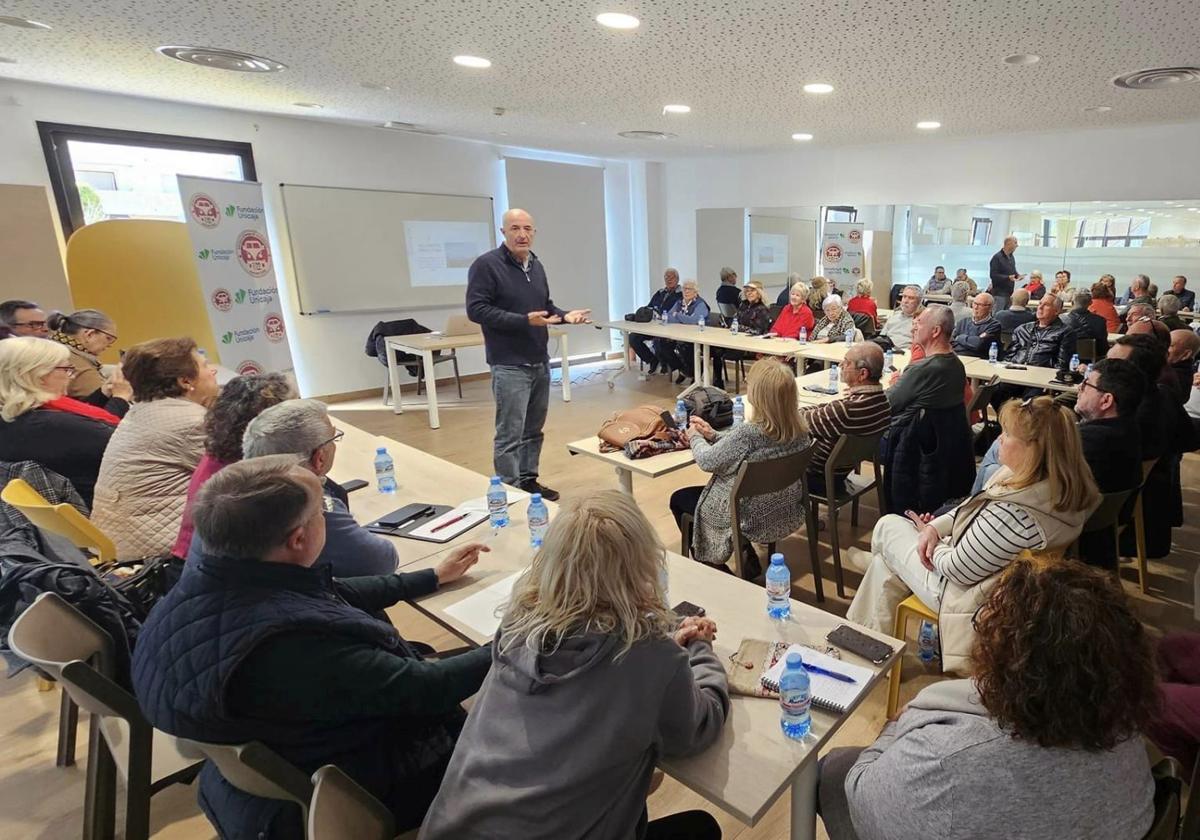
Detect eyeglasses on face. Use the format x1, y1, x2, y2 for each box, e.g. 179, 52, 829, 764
52, 365, 78, 378
1078, 379, 1109, 395
16, 320, 47, 329
312, 429, 345, 455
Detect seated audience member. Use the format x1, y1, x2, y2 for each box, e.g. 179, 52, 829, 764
993, 287, 1035, 334
925, 265, 950, 294
950, 291, 1001, 358
771, 280, 816, 339
1165, 274, 1195, 311
0, 300, 50, 338
812, 295, 856, 343
133, 456, 492, 838
420, 490, 728, 840
807, 275, 833, 312
629, 267, 682, 374
846, 278, 879, 327
1146, 632, 1200, 773
670, 359, 809, 576
990, 295, 1077, 406
877, 285, 921, 351
1050, 268, 1071, 300
1147, 282, 1160, 303
172, 373, 295, 559
1158, 292, 1188, 332
1022, 269, 1046, 300
1168, 328, 1200, 401
848, 396, 1097, 673
1120, 301, 1157, 334
776, 271, 804, 306
1127, 315, 1172, 354
1099, 273, 1118, 299
954, 268, 978, 294
1089, 281, 1121, 333
215, 399, 400, 577
1121, 273, 1152, 307
711, 279, 771, 389
823, 557, 1156, 840
46, 309, 132, 416
0, 337, 118, 506
1059, 290, 1109, 355
714, 266, 740, 308
91, 338, 218, 559
885, 306, 965, 421
947, 281, 971, 322
658, 279, 710, 384
802, 343, 891, 495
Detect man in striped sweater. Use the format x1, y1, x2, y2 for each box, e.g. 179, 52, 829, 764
801, 342, 892, 495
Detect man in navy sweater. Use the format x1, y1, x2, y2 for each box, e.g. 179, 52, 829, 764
466, 209, 589, 501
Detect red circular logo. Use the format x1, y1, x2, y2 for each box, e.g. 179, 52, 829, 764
211, 288, 233, 312
189, 193, 220, 228
236, 360, 264, 376
848, 229, 862, 243
851, 266, 862, 275
823, 244, 844, 264
236, 230, 272, 277
263, 313, 286, 343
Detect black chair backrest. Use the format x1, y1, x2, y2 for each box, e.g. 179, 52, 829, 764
705, 312, 726, 327
718, 302, 738, 320
1076, 337, 1097, 363
825, 431, 883, 476
850, 311, 877, 339
1079, 487, 1136, 535
767, 303, 784, 323
966, 375, 1000, 417
1143, 757, 1182, 840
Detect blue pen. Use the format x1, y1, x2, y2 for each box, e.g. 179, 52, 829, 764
801, 657, 856, 684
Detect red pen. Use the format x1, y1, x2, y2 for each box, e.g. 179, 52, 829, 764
430, 512, 469, 534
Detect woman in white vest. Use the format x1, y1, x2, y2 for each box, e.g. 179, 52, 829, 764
847, 396, 1099, 673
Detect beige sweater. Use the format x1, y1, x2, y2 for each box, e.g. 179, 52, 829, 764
91, 398, 206, 559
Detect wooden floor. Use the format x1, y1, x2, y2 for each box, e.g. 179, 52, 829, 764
2, 358, 1195, 839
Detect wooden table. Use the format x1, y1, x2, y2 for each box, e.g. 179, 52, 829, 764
566, 436, 698, 494
383, 328, 571, 428
395, 540, 902, 840
962, 357, 1078, 393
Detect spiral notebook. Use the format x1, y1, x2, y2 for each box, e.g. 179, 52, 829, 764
761, 643, 874, 714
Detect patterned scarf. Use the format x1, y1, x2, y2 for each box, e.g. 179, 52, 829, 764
50, 331, 102, 373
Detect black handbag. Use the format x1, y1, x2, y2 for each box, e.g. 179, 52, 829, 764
682, 386, 734, 429
624, 306, 654, 323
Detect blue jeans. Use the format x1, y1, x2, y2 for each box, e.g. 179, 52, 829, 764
972, 437, 1002, 495
491, 363, 550, 486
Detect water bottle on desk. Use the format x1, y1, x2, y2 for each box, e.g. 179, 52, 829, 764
486, 476, 508, 530
884, 349, 894, 372
988, 342, 999, 365
527, 493, 549, 549
779, 653, 812, 740
844, 326, 855, 346
917, 620, 939, 664
829, 363, 840, 390
798, 326, 808, 344
374, 447, 396, 494
732, 396, 745, 426
765, 553, 791, 619
730, 316, 739, 335
1069, 352, 1080, 373
675, 399, 689, 431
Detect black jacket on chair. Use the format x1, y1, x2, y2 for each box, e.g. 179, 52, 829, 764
364, 319, 434, 376
883, 405, 975, 515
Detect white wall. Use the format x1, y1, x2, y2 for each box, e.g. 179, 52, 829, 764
0, 79, 633, 396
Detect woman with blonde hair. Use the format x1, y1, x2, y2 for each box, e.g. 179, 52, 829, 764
771, 279, 816, 339
846, 277, 879, 327
847, 396, 1099, 673
807, 274, 832, 312
0, 337, 118, 506
670, 357, 810, 576
420, 490, 728, 840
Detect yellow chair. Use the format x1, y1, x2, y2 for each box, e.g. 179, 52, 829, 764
886, 594, 937, 719
0, 478, 116, 565
1118, 458, 1159, 594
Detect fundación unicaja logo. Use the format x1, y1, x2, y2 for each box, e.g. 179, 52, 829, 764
234, 289, 247, 304
198, 249, 211, 260
221, 331, 234, 345
225, 204, 236, 217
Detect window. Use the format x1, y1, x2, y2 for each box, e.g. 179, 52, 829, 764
824, 205, 858, 223
1074, 216, 1150, 248
1037, 218, 1056, 247
39, 123, 256, 237
970, 217, 992, 246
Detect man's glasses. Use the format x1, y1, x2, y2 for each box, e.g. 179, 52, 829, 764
312, 429, 344, 455
16, 320, 47, 330
1078, 379, 1108, 395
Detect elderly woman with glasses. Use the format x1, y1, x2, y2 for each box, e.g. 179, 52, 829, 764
46, 308, 133, 416
812, 294, 857, 343
846, 396, 1098, 674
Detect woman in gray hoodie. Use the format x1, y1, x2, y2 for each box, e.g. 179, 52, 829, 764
419, 490, 730, 840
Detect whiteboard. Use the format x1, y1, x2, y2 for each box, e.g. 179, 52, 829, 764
279, 184, 495, 314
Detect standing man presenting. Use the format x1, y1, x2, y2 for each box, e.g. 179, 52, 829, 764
988, 235, 1023, 313
466, 208, 589, 502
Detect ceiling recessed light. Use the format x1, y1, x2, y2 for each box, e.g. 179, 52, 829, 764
663, 104, 691, 114
1082, 105, 1113, 113
916, 120, 941, 129
1003, 53, 1040, 65
618, 130, 676, 140
1113, 66, 1200, 90
0, 16, 51, 30
359, 81, 391, 91
293, 102, 322, 109
453, 55, 491, 68
596, 12, 640, 29
791, 132, 813, 141
803, 83, 833, 94
156, 46, 286, 72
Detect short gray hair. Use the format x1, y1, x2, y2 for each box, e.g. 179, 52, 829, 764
1073, 291, 1092, 310
903, 284, 922, 296
822, 294, 844, 311
1133, 274, 1150, 291
681, 278, 698, 292
720, 267, 738, 283
243, 398, 331, 458
925, 303, 955, 336
1030, 269, 1043, 281
1159, 294, 1182, 316
845, 342, 884, 381
193, 455, 318, 558
950, 280, 970, 302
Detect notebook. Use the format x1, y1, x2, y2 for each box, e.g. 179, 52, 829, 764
761, 643, 874, 714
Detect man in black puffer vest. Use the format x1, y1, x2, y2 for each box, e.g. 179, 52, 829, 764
132, 456, 492, 838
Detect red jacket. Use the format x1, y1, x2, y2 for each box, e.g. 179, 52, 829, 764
771, 303, 815, 339
847, 295, 879, 326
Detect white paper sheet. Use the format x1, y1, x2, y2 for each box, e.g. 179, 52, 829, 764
443, 570, 526, 638
406, 507, 488, 540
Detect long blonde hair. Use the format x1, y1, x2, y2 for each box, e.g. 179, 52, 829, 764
996, 397, 1099, 513
746, 357, 806, 443
500, 490, 675, 659
0, 337, 70, 421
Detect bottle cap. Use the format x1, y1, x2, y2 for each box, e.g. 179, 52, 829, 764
770, 552, 785, 564
490, 475, 501, 483
786, 652, 804, 669
375, 446, 386, 454
531, 493, 542, 502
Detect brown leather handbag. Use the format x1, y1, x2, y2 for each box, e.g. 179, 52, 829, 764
598, 405, 672, 452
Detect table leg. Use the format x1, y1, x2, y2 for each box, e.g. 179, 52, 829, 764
388, 343, 404, 416
560, 333, 572, 402
616, 467, 633, 495
422, 349, 440, 429
789, 757, 818, 840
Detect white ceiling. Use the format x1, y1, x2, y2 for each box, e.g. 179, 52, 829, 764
2, 0, 1200, 158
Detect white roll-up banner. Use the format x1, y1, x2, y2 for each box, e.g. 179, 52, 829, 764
821, 222, 865, 286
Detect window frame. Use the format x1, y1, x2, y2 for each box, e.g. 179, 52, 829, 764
970, 217, 993, 246
37, 122, 257, 238
823, 205, 858, 223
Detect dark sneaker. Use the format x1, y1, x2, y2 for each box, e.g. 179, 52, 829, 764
520, 480, 560, 502
674, 372, 687, 384
647, 362, 659, 375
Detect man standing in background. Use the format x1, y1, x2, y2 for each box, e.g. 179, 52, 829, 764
466, 209, 589, 502
988, 236, 1022, 312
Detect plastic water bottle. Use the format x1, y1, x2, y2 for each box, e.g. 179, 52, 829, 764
884, 348, 894, 372
527, 493, 549, 549
374, 447, 396, 494
732, 396, 745, 425
486, 476, 508, 530
672, 396, 691, 429
798, 326, 808, 344
988, 342, 999, 365
697, 316, 705, 333
1069, 352, 1080, 372
829, 363, 840, 389
730, 316, 739, 335
917, 620, 939, 664
765, 553, 791, 619
844, 327, 855, 346
779, 653, 812, 740
1086, 362, 1095, 377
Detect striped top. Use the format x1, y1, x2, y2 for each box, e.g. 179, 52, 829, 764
932, 500, 1046, 587
801, 385, 892, 477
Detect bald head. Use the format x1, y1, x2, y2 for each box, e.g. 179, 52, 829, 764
501, 208, 536, 260
844, 342, 884, 383
1169, 328, 1200, 364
